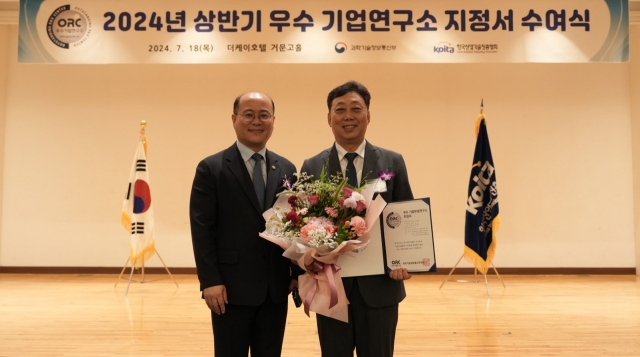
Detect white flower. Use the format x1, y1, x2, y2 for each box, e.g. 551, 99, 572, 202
343, 197, 357, 209
351, 191, 365, 202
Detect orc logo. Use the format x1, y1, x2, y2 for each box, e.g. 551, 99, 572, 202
386, 212, 401, 229
46, 5, 91, 49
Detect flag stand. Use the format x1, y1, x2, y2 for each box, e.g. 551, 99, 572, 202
114, 248, 179, 296
439, 254, 505, 296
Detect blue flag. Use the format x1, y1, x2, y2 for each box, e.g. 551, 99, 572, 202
464, 114, 500, 275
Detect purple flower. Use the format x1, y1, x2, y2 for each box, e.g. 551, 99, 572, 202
282, 176, 292, 190
378, 170, 395, 181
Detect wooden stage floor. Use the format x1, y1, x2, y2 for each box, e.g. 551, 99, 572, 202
1, 274, 639, 356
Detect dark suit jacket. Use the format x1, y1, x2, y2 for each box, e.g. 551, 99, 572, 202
190, 143, 297, 306
301, 141, 414, 308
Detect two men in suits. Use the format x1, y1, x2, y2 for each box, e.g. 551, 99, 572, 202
190, 92, 297, 356
301, 81, 414, 357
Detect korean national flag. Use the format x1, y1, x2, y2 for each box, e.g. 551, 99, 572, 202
121, 140, 155, 266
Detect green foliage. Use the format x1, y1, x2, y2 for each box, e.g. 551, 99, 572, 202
334, 222, 350, 245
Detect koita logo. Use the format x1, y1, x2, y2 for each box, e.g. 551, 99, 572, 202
335, 42, 347, 53
466, 161, 496, 215
47, 5, 92, 49
385, 212, 401, 229
434, 41, 455, 54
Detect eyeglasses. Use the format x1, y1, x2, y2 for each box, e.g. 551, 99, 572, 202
237, 111, 273, 122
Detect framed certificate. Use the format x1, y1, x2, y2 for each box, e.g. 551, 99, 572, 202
382, 198, 437, 273
338, 197, 437, 277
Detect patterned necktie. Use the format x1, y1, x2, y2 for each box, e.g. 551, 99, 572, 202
251, 153, 265, 210
344, 153, 359, 187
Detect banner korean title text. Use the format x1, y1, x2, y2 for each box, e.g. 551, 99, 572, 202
18, 0, 629, 63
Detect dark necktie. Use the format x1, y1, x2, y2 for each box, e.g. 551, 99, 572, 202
251, 153, 265, 210
345, 153, 359, 187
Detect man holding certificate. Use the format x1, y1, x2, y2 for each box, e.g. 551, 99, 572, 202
300, 81, 414, 357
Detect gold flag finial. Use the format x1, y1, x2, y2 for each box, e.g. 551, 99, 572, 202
139, 121, 148, 156
475, 100, 485, 138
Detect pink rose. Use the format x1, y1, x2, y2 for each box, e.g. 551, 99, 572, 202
308, 195, 319, 205
355, 201, 366, 213
351, 216, 367, 236
325, 207, 338, 218
286, 211, 300, 225
339, 198, 345, 208
343, 187, 354, 198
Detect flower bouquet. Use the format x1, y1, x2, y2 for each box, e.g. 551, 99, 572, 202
259, 167, 387, 322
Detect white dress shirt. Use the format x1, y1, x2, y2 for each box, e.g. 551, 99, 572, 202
335, 140, 367, 184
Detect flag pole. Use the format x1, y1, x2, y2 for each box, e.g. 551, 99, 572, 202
479, 99, 505, 291
114, 121, 179, 292
440, 99, 505, 295
138, 119, 146, 285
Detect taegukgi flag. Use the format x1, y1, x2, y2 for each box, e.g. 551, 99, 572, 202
464, 113, 500, 275
121, 137, 155, 266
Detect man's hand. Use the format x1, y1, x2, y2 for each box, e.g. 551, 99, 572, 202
203, 285, 228, 315
389, 268, 412, 281
288, 279, 298, 292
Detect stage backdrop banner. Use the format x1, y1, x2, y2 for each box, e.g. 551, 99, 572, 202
18, 0, 629, 64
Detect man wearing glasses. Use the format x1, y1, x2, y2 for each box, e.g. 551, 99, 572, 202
190, 92, 298, 356
301, 81, 413, 357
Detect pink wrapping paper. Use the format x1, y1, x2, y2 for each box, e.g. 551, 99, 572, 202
259, 194, 387, 323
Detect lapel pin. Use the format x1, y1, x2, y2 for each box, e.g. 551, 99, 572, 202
271, 165, 276, 170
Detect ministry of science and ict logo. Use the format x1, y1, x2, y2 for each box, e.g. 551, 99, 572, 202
47, 5, 92, 49
434, 41, 455, 54
385, 212, 401, 229
335, 42, 347, 53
